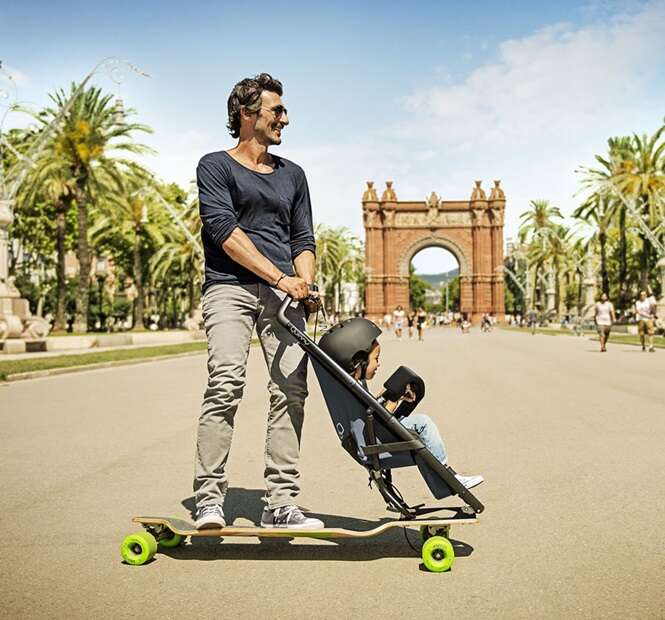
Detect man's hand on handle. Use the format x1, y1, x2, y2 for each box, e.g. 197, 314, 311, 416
276, 276, 321, 315
277, 275, 309, 300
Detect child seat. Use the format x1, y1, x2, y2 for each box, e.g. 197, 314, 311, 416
277, 298, 484, 517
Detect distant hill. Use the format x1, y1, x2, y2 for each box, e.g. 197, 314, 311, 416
417, 268, 459, 287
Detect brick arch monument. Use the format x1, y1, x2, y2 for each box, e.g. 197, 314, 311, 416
362, 179, 506, 323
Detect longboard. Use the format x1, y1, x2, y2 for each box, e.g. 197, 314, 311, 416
121, 510, 477, 572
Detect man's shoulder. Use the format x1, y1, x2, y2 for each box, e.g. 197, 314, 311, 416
197, 151, 234, 185
198, 151, 236, 171
198, 150, 229, 168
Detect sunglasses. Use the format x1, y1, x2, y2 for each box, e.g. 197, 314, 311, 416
260, 105, 288, 119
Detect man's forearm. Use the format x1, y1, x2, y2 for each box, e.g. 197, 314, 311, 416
222, 227, 283, 285
293, 250, 315, 285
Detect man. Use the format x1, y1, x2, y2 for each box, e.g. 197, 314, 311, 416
635, 290, 656, 352
193, 73, 323, 530
594, 292, 615, 353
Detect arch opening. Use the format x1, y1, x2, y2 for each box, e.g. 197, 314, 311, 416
410, 247, 461, 313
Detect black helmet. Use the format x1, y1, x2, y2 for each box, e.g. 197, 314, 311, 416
319, 318, 382, 374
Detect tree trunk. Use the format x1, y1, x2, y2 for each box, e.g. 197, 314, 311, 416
132, 228, 144, 330
554, 257, 560, 313
639, 232, 650, 292
618, 207, 627, 311
73, 176, 90, 333
53, 200, 69, 331
171, 289, 178, 327
599, 231, 609, 294
639, 196, 651, 292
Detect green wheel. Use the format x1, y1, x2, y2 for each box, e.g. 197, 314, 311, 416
420, 524, 450, 544
120, 531, 157, 566
158, 530, 184, 548
421, 536, 455, 573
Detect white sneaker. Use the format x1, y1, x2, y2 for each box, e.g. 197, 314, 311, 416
194, 504, 226, 529
455, 473, 484, 489
261, 505, 324, 530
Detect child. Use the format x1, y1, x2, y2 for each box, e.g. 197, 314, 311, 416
319, 318, 483, 489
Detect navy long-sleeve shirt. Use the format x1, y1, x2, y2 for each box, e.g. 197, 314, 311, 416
197, 150, 316, 292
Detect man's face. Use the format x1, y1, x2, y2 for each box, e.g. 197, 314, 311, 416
640, 291, 647, 301
251, 90, 289, 146
364, 343, 381, 381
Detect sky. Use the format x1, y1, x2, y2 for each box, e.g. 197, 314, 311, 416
2, 0, 665, 274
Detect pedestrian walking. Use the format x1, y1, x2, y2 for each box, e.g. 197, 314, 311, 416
635, 290, 657, 352
407, 311, 415, 339
416, 307, 427, 341
594, 292, 615, 353
393, 305, 405, 339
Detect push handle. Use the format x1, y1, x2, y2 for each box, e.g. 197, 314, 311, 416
277, 295, 294, 328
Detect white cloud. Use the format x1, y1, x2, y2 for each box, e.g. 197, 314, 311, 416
395, 1, 665, 245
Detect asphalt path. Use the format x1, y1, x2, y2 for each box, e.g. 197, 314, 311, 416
2, 327, 664, 619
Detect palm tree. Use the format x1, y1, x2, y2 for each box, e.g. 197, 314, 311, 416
565, 236, 589, 314
614, 127, 665, 290
573, 195, 613, 294
518, 200, 563, 308
580, 127, 665, 293
150, 188, 203, 321
90, 164, 165, 330
315, 224, 364, 316
578, 135, 647, 309
39, 83, 153, 332
15, 148, 76, 331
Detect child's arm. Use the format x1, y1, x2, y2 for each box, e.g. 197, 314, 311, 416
374, 385, 417, 414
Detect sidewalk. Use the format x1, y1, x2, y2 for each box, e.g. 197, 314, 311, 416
1, 330, 206, 361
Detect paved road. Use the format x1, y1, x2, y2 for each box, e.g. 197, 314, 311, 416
2, 327, 664, 619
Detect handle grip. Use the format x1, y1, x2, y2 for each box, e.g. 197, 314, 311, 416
277, 294, 294, 328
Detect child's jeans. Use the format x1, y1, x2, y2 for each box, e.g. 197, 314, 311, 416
399, 413, 447, 464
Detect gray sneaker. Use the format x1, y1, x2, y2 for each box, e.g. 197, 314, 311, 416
261, 505, 324, 530
194, 504, 226, 529
455, 473, 484, 490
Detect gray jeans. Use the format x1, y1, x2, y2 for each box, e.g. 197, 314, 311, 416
193, 282, 309, 510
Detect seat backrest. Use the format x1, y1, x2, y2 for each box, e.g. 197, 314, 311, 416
310, 357, 418, 469
310, 355, 456, 500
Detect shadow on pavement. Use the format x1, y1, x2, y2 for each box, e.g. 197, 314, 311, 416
170, 488, 474, 564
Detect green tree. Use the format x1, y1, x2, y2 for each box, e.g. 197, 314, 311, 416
573, 195, 613, 294
16, 144, 77, 330
409, 263, 431, 310
90, 163, 166, 330
579, 125, 665, 294
38, 83, 153, 332
150, 184, 203, 322
518, 199, 564, 308
613, 127, 665, 291
315, 224, 364, 316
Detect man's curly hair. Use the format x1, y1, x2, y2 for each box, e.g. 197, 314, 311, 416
227, 73, 283, 138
